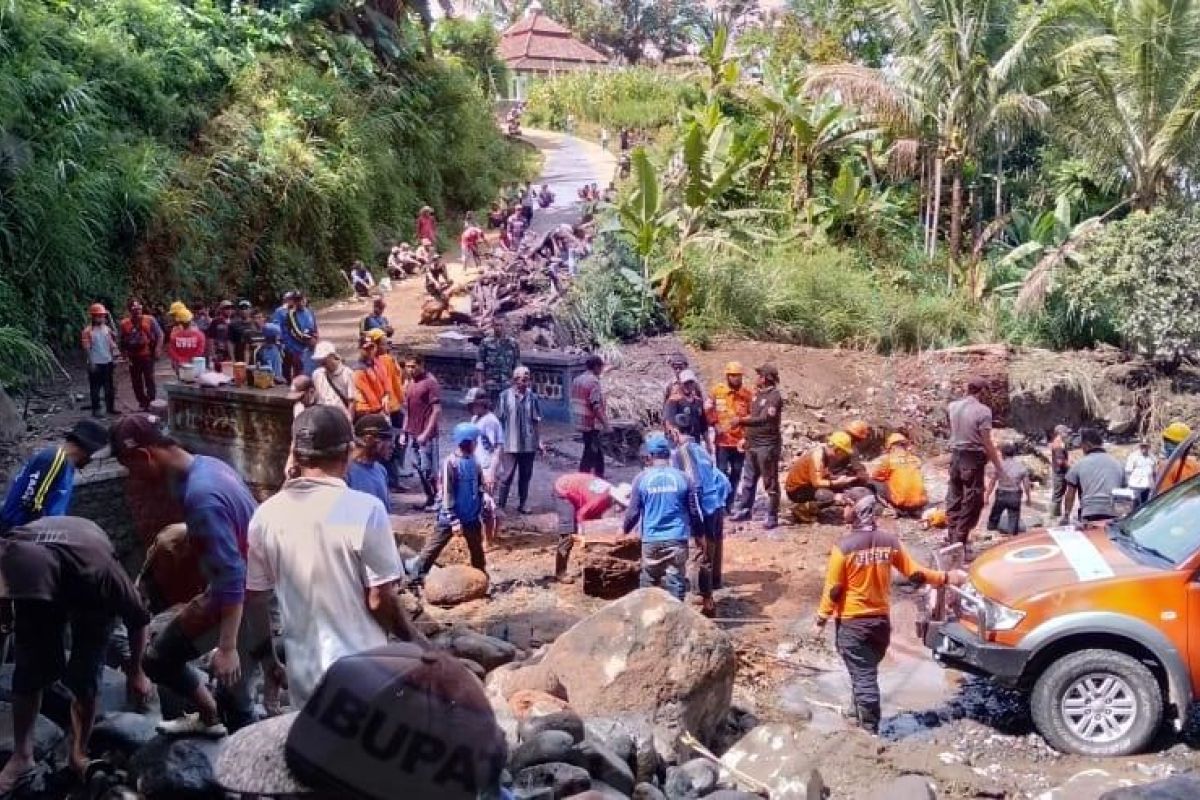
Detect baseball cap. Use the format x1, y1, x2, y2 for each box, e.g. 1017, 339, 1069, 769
293, 406, 353, 457
644, 433, 671, 457
609, 482, 633, 507
463, 387, 488, 406
284, 643, 507, 800
313, 340, 339, 361
109, 414, 175, 458
678, 369, 698, 385
65, 418, 110, 458
453, 422, 480, 445
354, 414, 392, 438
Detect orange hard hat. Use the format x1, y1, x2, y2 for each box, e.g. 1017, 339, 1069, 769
885, 432, 908, 448
724, 361, 745, 375
88, 303, 107, 316
845, 420, 870, 441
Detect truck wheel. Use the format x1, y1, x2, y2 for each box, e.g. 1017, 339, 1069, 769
1031, 648, 1162, 756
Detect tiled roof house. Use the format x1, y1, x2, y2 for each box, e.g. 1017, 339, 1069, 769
500, 3, 608, 98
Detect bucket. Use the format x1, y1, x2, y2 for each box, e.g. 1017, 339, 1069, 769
179, 364, 196, 383
190, 356, 207, 376
253, 369, 275, 390
232, 362, 247, 387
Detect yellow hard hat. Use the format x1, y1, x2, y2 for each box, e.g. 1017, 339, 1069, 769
828, 431, 853, 455
724, 361, 745, 375
845, 420, 870, 441
176, 309, 194, 324
1164, 421, 1192, 444
365, 328, 387, 342
169, 300, 186, 314
885, 432, 908, 448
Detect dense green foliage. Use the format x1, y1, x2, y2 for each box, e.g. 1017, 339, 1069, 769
524, 68, 704, 131
433, 17, 508, 97
0, 0, 518, 352
556, 0, 1200, 356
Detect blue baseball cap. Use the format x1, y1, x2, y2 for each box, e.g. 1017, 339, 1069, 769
644, 433, 671, 457
453, 422, 480, 446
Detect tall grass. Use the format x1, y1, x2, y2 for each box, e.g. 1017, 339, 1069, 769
523, 68, 704, 131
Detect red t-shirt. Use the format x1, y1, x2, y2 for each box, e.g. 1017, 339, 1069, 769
554, 473, 614, 523
460, 225, 483, 251
417, 215, 437, 244
168, 326, 207, 367
403, 374, 441, 437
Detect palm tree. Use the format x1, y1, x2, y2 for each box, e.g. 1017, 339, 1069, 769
806, 0, 1058, 267
1041, 0, 1200, 209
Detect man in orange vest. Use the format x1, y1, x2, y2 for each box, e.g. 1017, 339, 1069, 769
868, 433, 927, 516
785, 433, 859, 522
362, 329, 407, 487
707, 361, 753, 512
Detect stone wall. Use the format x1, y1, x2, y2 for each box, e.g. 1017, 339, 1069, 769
70, 460, 147, 574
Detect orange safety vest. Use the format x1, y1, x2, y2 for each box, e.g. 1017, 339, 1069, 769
870, 450, 927, 510
709, 382, 753, 449
785, 447, 830, 494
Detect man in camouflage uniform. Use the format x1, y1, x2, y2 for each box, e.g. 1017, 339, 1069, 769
476, 318, 521, 402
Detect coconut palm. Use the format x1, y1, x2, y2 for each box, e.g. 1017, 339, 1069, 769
1041, 0, 1200, 209
806, 0, 1062, 267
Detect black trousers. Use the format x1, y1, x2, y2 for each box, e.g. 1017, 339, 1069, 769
88, 363, 116, 413
498, 451, 536, 509
715, 447, 744, 511
412, 520, 486, 580
946, 449, 987, 545
987, 488, 1023, 534
128, 356, 156, 410
836, 616, 891, 733
579, 430, 605, 478
735, 444, 781, 519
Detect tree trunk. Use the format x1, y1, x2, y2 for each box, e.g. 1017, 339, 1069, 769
994, 150, 1004, 220
756, 123, 782, 190
949, 161, 964, 265
927, 155, 943, 260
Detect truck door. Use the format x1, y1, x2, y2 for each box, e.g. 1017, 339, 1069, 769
1154, 433, 1200, 498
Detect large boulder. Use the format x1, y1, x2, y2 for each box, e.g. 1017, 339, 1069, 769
719, 723, 824, 800
520, 710, 587, 745
510, 731, 578, 773
424, 564, 489, 606
90, 712, 159, 759
488, 657, 566, 701
132, 736, 224, 800
522, 589, 735, 742
1101, 775, 1200, 799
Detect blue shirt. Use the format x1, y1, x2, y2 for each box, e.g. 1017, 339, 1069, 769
671, 441, 732, 517
0, 446, 76, 531
255, 342, 284, 381
178, 456, 257, 609
360, 314, 389, 335
275, 306, 316, 354
438, 452, 483, 526
623, 464, 702, 543
346, 460, 392, 513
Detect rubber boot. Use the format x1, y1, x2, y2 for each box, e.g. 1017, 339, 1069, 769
856, 702, 881, 734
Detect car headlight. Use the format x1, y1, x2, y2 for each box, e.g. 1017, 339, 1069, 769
957, 582, 1026, 632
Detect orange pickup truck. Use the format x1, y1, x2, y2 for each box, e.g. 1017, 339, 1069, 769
926, 439, 1200, 757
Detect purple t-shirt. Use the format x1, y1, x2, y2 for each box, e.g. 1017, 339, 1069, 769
178, 455, 257, 609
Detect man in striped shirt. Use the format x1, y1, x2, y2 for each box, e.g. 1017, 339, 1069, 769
0, 420, 110, 533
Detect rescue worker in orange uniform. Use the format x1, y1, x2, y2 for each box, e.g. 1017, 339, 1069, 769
707, 362, 754, 512
833, 419, 873, 486
868, 433, 927, 516
813, 488, 966, 733
1157, 421, 1199, 492
363, 329, 407, 485
785, 432, 859, 523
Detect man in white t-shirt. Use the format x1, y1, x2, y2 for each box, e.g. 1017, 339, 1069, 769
1125, 440, 1158, 507
244, 405, 424, 705
466, 387, 504, 548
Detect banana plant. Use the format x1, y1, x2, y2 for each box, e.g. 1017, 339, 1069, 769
806, 159, 902, 243
994, 195, 1105, 313
615, 148, 674, 317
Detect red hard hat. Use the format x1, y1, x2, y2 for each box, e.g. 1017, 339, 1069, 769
88, 303, 108, 316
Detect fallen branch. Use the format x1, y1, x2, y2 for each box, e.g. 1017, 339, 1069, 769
680, 730, 771, 797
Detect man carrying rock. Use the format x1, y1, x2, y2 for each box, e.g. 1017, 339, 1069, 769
623, 433, 703, 601
813, 489, 965, 734
110, 413, 258, 736
406, 423, 488, 587
1061, 427, 1125, 524
729, 363, 783, 529
0, 517, 153, 792
551, 472, 630, 583
245, 406, 424, 707
944, 377, 1005, 547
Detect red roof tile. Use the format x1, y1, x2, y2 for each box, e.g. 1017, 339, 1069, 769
500, 10, 608, 69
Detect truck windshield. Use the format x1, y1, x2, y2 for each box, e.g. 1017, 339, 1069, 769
1117, 479, 1200, 566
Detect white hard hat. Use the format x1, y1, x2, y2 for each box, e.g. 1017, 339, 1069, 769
609, 482, 633, 508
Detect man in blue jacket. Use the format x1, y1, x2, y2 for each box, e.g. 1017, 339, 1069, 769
623, 433, 703, 601
0, 419, 109, 533
671, 427, 732, 617
406, 423, 487, 586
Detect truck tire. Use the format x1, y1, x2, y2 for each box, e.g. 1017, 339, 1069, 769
1031, 648, 1163, 757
